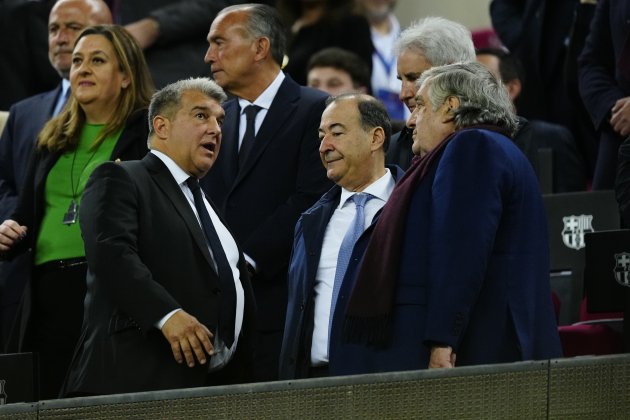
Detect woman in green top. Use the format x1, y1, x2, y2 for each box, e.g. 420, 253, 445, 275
0, 25, 154, 399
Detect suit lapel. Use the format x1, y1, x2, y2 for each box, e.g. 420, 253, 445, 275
301, 188, 340, 283
218, 99, 240, 182
235, 76, 300, 183
110, 108, 145, 159
143, 154, 215, 269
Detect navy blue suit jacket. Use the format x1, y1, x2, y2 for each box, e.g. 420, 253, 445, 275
200, 75, 332, 330
0, 85, 60, 221
329, 129, 562, 375
0, 86, 60, 348
279, 165, 405, 379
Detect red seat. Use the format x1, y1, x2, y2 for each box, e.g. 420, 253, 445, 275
557, 297, 624, 357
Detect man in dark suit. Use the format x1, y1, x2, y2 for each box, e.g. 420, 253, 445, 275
476, 47, 587, 193
0, 0, 112, 350
203, 3, 331, 380
279, 94, 404, 379
331, 62, 561, 374
63, 78, 255, 395
579, 0, 630, 189
385, 17, 475, 170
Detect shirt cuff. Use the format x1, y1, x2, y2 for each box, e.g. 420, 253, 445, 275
157, 308, 181, 329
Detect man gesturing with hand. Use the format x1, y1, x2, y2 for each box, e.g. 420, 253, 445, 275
63, 78, 255, 396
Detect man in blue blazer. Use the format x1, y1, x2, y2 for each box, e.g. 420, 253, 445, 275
279, 94, 404, 379
202, 4, 332, 380
0, 0, 112, 349
330, 62, 561, 375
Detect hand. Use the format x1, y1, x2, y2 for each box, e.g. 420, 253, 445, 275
161, 310, 214, 367
0, 219, 27, 252
610, 97, 630, 136
429, 345, 456, 369
124, 18, 159, 49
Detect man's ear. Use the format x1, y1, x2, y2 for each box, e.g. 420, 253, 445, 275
254, 37, 271, 61
504, 78, 522, 102
152, 115, 169, 140
370, 126, 385, 151
442, 96, 460, 123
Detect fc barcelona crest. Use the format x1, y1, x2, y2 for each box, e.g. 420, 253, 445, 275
614, 252, 630, 288
561, 215, 593, 250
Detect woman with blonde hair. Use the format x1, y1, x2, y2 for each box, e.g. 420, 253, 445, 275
0, 24, 153, 399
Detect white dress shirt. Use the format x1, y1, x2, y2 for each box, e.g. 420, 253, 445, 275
310, 169, 396, 365
235, 70, 285, 270
237, 70, 285, 149
151, 150, 245, 369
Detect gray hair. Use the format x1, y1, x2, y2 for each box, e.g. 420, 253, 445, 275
218, 3, 287, 66
148, 78, 227, 146
418, 62, 518, 135
326, 93, 392, 152
394, 16, 475, 66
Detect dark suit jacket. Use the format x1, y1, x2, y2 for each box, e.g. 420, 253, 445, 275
514, 117, 586, 192
578, 0, 630, 188
279, 165, 404, 379
4, 109, 150, 353
200, 75, 332, 331
0, 85, 61, 221
0, 0, 59, 109
116, 0, 227, 88
63, 153, 256, 395
490, 0, 577, 123
0, 85, 61, 347
330, 129, 562, 374
385, 127, 414, 171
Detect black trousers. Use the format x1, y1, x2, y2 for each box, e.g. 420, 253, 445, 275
31, 259, 87, 400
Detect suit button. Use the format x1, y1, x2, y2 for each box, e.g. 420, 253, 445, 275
212, 288, 221, 295
299, 303, 305, 311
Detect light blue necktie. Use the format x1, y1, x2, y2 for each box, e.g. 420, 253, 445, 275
52, 87, 70, 117
329, 193, 373, 335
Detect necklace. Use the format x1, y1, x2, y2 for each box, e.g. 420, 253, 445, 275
63, 143, 100, 225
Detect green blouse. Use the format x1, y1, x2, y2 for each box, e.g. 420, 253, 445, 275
35, 124, 120, 266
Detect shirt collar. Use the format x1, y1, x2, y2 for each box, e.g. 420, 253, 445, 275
338, 168, 393, 208
150, 150, 192, 186
237, 70, 285, 113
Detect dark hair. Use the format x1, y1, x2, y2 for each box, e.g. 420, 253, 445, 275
326, 93, 392, 152
307, 47, 371, 92
475, 47, 525, 83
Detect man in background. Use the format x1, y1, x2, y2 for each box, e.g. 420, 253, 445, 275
476, 47, 586, 192
203, 3, 331, 381
306, 47, 371, 97
385, 16, 475, 170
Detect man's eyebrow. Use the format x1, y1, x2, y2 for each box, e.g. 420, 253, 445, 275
318, 122, 346, 133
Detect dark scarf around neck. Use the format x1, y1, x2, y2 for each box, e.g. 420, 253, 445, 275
343, 125, 510, 347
